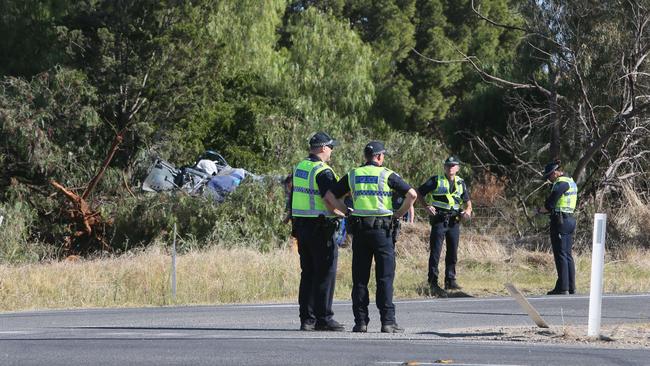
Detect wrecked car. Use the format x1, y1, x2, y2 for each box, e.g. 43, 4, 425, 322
141, 150, 262, 202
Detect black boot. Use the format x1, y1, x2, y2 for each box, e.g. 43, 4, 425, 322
546, 289, 569, 295
381, 323, 404, 333
444, 278, 462, 290
429, 279, 447, 298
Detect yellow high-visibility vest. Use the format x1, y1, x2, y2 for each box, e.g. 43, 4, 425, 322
347, 165, 393, 217
291, 159, 338, 217
554, 176, 577, 213
425, 175, 464, 211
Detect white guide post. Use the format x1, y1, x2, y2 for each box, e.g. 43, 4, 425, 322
588, 213, 607, 337
171, 223, 177, 301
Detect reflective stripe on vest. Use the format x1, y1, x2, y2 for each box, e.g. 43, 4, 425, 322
425, 175, 464, 210
554, 176, 577, 213
291, 159, 338, 217
348, 165, 393, 217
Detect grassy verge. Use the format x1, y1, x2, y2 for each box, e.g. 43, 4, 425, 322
1, 222, 649, 312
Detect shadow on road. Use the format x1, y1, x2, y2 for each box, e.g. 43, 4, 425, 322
415, 284, 475, 298
446, 291, 474, 298
417, 330, 505, 338
58, 326, 299, 332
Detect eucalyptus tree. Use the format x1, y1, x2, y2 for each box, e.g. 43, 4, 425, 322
460, 0, 650, 212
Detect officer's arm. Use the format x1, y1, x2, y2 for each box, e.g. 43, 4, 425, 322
537, 181, 568, 214
407, 205, 415, 223
394, 188, 417, 219
542, 182, 569, 212
324, 191, 348, 217
461, 181, 472, 217
417, 178, 436, 216
416, 192, 435, 214
463, 200, 473, 218
324, 175, 350, 217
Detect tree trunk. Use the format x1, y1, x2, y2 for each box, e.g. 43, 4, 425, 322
549, 71, 561, 161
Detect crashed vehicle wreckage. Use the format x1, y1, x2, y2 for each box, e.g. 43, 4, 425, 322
142, 150, 263, 201
142, 150, 348, 246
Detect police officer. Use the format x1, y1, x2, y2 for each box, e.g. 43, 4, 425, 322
536, 160, 578, 295
325, 141, 417, 333
291, 132, 346, 331
417, 156, 472, 297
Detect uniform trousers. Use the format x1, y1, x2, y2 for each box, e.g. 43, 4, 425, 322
295, 219, 338, 325
351, 224, 396, 326
550, 213, 576, 292
427, 215, 460, 284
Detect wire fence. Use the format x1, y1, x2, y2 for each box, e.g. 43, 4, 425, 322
409, 205, 550, 251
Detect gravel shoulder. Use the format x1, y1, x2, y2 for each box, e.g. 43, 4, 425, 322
446, 322, 650, 349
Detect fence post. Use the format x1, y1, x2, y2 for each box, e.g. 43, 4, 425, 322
171, 223, 177, 301
588, 213, 607, 337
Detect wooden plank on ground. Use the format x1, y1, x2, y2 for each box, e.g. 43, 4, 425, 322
505, 283, 549, 328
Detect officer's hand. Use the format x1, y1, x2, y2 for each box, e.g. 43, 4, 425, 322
462, 210, 471, 220
425, 205, 436, 216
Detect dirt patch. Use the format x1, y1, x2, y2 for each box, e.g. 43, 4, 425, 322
446, 323, 650, 349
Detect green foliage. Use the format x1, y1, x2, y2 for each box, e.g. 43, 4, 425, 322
0, 0, 72, 77
208, 0, 288, 84
283, 8, 375, 120
111, 181, 289, 252
0, 68, 101, 188
0, 201, 51, 263
53, 0, 223, 169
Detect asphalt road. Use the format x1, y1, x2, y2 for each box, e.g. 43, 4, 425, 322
1, 293, 648, 366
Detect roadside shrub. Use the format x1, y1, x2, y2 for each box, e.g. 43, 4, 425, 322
607, 185, 650, 253
0, 201, 50, 263
110, 179, 289, 252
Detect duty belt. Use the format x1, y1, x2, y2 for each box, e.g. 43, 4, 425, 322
431, 209, 462, 226
349, 216, 392, 230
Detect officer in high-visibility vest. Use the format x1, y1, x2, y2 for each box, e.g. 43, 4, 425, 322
291, 132, 346, 331
417, 156, 472, 297
536, 160, 578, 295
325, 141, 417, 333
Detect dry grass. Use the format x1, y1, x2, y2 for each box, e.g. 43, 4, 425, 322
1, 221, 649, 312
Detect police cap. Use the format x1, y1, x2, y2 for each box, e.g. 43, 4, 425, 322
364, 141, 387, 157
309, 132, 339, 148
542, 160, 561, 179
444, 156, 461, 166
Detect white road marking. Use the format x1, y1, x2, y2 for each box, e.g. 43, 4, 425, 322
376, 362, 527, 366
99, 332, 149, 337
152, 333, 188, 337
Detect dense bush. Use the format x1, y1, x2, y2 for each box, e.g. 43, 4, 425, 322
0, 201, 52, 263
110, 180, 290, 252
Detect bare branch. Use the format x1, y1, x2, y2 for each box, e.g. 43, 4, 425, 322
410, 48, 468, 64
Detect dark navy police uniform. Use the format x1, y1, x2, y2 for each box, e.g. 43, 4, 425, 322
291, 154, 339, 328
545, 175, 576, 293
418, 176, 470, 286
330, 162, 411, 328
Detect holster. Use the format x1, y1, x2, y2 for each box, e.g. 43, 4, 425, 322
391, 218, 401, 243
348, 216, 360, 235
315, 215, 339, 229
